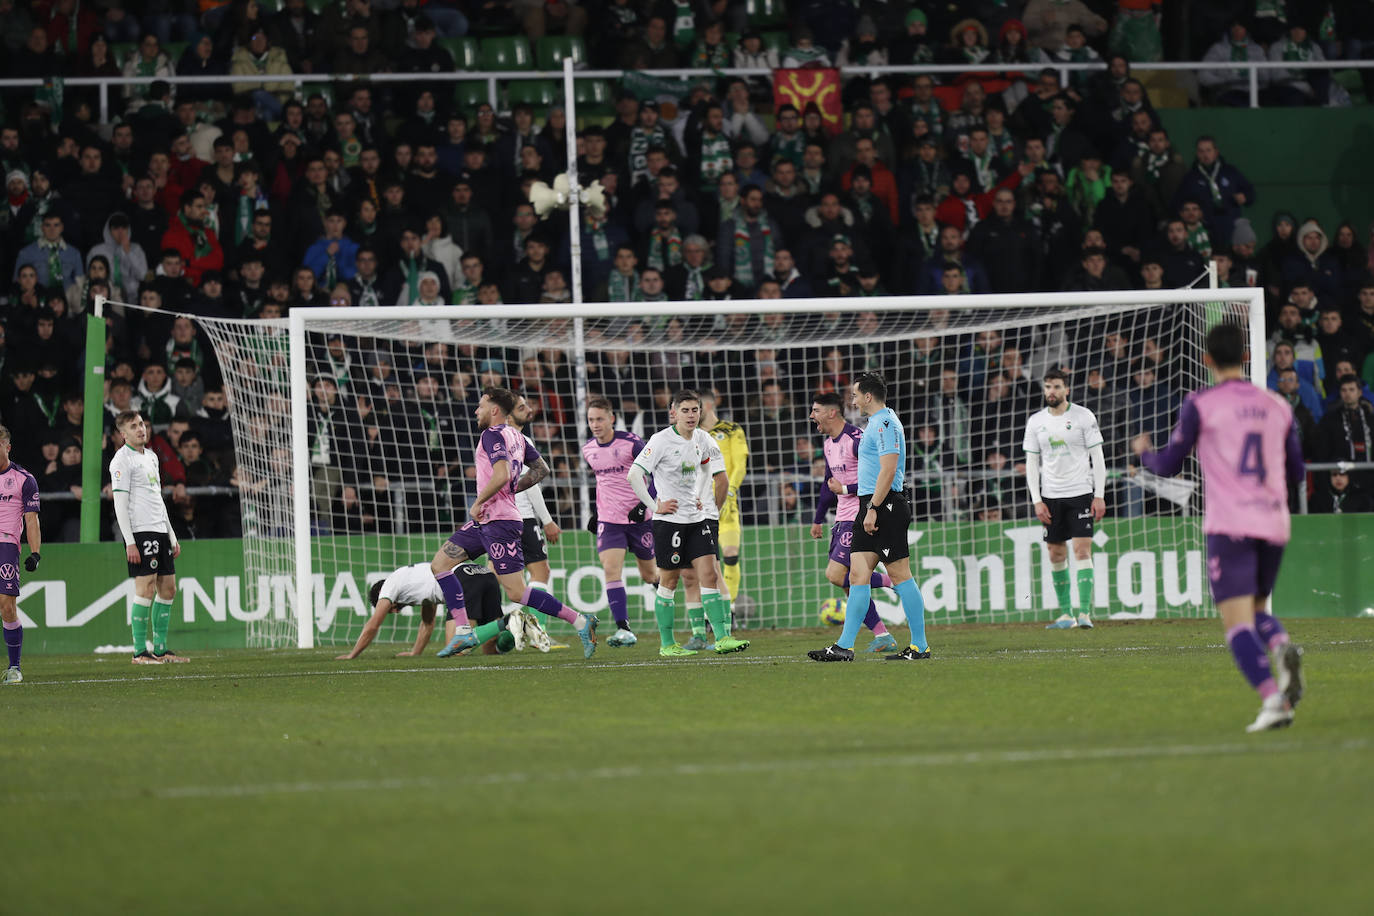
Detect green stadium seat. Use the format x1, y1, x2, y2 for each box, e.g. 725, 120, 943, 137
507, 79, 560, 108
761, 31, 787, 55
454, 79, 491, 114
536, 36, 587, 71
746, 0, 788, 28
438, 37, 481, 70
573, 79, 614, 117
164, 41, 188, 63
305, 0, 334, 15
257, 0, 283, 14
479, 36, 533, 71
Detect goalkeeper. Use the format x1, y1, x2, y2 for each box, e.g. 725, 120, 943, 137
336, 562, 516, 660
700, 390, 748, 603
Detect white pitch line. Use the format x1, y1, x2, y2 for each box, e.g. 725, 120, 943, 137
6, 737, 1368, 806
18, 637, 1374, 689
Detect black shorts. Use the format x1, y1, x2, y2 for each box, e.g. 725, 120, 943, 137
460, 573, 505, 625
1042, 494, 1094, 543
849, 493, 911, 562
706, 519, 721, 560
653, 519, 716, 570
128, 531, 176, 577
521, 517, 548, 564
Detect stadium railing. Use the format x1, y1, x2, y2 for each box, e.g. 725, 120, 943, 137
0, 59, 1370, 123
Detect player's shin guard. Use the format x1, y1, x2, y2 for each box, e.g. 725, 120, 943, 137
522, 586, 578, 624
605, 580, 630, 629
1254, 611, 1290, 651
894, 579, 928, 651
1051, 561, 1071, 612
3, 619, 21, 668
151, 597, 173, 654
654, 585, 677, 648
435, 570, 468, 627
1075, 568, 1093, 614
702, 588, 731, 639
1226, 624, 1277, 698
838, 584, 870, 649
131, 596, 152, 654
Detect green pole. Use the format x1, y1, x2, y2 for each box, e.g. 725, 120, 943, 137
79, 299, 106, 543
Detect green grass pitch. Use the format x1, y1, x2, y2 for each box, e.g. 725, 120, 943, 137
4, 618, 1372, 915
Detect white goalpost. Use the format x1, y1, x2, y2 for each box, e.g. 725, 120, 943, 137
150, 287, 1263, 650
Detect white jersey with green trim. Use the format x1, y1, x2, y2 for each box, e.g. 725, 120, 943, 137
633, 426, 717, 524
1022, 403, 1103, 499
108, 445, 169, 533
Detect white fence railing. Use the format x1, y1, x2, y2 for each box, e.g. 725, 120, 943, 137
1, 58, 1369, 123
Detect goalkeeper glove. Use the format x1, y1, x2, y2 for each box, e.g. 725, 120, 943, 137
585, 504, 598, 533
628, 503, 647, 523
24, 552, 40, 572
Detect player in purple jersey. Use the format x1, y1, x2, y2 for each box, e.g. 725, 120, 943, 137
431, 387, 600, 659
1137, 324, 1306, 732
807, 393, 898, 653
583, 397, 659, 648
0, 425, 41, 686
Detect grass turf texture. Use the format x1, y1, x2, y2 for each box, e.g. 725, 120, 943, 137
4, 618, 1372, 915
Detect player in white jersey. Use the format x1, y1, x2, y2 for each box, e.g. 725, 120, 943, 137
109, 410, 189, 664
675, 398, 732, 650
628, 390, 749, 656
510, 396, 566, 650
1022, 369, 1107, 630
336, 562, 516, 659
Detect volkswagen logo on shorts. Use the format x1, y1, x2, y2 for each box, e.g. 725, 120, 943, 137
490, 542, 507, 559
840, 530, 853, 547
0, 563, 16, 579
641, 531, 654, 550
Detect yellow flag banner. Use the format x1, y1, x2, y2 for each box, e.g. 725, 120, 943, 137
773, 68, 843, 135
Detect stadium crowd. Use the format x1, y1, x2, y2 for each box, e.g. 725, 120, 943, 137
1, 0, 1373, 542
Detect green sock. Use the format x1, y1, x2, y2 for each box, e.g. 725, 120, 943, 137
1076, 568, 1094, 615
687, 602, 706, 637
151, 597, 173, 654
131, 597, 151, 655
473, 618, 503, 644
654, 595, 678, 648
1051, 568, 1071, 613
703, 592, 731, 638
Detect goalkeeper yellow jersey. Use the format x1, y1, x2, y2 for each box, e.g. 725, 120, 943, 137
710, 419, 749, 500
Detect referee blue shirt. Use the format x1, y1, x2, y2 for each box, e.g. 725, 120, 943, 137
857, 407, 905, 496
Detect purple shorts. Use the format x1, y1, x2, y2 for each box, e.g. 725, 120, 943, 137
0, 543, 17, 596
1205, 534, 1286, 604
828, 521, 855, 567
448, 519, 526, 576
596, 519, 655, 561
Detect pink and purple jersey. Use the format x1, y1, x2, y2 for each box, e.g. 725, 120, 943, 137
1142, 380, 1303, 543
476, 424, 540, 522
814, 424, 864, 524
0, 462, 39, 546
583, 431, 652, 525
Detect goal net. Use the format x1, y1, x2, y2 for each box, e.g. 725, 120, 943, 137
162, 290, 1262, 649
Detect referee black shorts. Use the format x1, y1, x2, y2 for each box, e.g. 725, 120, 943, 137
1041, 494, 1094, 544
848, 493, 911, 562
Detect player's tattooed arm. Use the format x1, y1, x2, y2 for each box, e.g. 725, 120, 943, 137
442, 540, 464, 559
514, 457, 550, 493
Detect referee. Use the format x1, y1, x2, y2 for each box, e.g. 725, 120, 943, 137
809, 373, 931, 662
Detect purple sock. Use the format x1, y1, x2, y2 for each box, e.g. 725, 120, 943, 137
435, 570, 468, 626
1226, 624, 1277, 699
1253, 611, 1290, 651
3, 619, 21, 668
864, 602, 888, 636
870, 572, 892, 590
524, 586, 579, 625
605, 580, 629, 628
